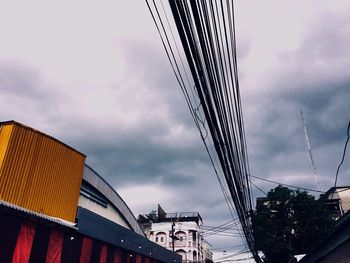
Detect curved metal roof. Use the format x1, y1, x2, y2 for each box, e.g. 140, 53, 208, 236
82, 164, 145, 237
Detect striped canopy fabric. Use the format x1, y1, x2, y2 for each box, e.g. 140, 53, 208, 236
0, 212, 162, 263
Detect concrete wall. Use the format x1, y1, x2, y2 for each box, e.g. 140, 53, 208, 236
148, 221, 209, 262
337, 189, 350, 213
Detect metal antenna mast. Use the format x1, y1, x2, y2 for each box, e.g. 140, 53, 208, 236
300, 110, 322, 191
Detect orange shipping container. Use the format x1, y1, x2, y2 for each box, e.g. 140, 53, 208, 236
0, 121, 86, 222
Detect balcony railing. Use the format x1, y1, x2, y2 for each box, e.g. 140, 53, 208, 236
168, 241, 187, 247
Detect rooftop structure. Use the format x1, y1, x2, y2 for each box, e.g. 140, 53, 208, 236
321, 186, 350, 219
0, 120, 180, 263
300, 210, 350, 263
138, 205, 213, 263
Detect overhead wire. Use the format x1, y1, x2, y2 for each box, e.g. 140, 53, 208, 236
334, 120, 350, 187
145, 0, 259, 261
249, 173, 325, 194
202, 218, 240, 230
202, 219, 243, 237
249, 180, 267, 196
147, 0, 237, 222
215, 249, 252, 262
210, 244, 247, 251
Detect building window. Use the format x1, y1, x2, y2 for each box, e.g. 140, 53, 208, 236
80, 182, 108, 207
175, 231, 186, 243
156, 232, 167, 244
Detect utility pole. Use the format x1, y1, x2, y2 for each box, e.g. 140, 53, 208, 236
169, 222, 179, 251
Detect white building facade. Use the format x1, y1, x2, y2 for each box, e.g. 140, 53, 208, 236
139, 207, 213, 263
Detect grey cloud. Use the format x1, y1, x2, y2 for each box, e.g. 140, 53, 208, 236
1, 1, 349, 254
74, 125, 209, 188
52, 38, 210, 189
110, 4, 350, 227
241, 6, 350, 195
281, 82, 349, 148
246, 79, 349, 190
0, 61, 67, 128
299, 11, 350, 61
275, 10, 350, 87
0, 61, 43, 98
118, 38, 201, 127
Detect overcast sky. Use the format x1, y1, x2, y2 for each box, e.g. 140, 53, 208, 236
1, 0, 349, 261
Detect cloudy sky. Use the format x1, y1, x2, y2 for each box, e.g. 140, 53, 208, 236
1, 0, 349, 261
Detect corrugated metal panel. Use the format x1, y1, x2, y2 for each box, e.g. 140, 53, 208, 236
0, 200, 77, 229
0, 121, 86, 222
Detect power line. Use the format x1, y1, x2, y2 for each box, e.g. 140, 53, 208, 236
203, 221, 244, 237
249, 174, 325, 194
210, 244, 247, 251
215, 249, 252, 261
217, 258, 254, 263
183, 192, 221, 211
145, 1, 259, 261
249, 180, 267, 196
202, 218, 240, 231
334, 120, 350, 187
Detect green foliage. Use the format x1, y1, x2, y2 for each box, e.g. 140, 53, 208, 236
252, 186, 335, 263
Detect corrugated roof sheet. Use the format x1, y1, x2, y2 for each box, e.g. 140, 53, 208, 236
0, 121, 86, 222
0, 199, 77, 229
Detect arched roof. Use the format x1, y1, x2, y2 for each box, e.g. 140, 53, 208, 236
82, 164, 145, 237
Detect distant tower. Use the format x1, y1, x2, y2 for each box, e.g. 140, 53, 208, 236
300, 110, 322, 191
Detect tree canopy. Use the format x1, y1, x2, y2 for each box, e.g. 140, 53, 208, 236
252, 185, 335, 263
